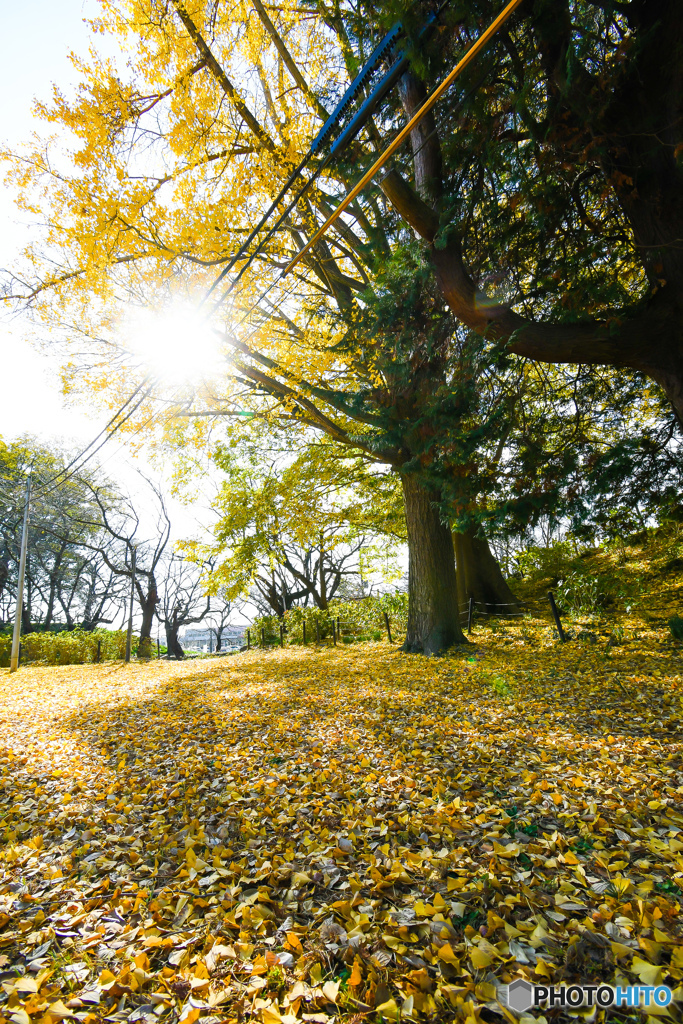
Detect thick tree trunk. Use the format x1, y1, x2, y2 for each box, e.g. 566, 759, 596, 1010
402, 474, 465, 654
138, 575, 158, 658
453, 527, 521, 613
165, 622, 185, 660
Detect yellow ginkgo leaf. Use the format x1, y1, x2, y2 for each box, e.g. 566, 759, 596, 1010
470, 947, 493, 970
631, 958, 664, 987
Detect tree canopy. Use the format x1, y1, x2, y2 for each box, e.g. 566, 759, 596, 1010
0, 436, 127, 632
3, 0, 681, 651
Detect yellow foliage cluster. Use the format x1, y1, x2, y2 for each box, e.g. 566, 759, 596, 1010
2, 0, 381, 431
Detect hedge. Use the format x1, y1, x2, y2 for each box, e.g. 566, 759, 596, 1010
0, 628, 128, 667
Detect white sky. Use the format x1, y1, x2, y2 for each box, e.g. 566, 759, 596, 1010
0, 0, 95, 443
0, 0, 216, 549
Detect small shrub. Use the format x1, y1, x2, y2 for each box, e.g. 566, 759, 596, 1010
513, 541, 576, 583
266, 966, 285, 992
557, 571, 600, 618
476, 669, 512, 699
668, 615, 683, 641
0, 628, 128, 668
606, 625, 625, 648
610, 574, 645, 614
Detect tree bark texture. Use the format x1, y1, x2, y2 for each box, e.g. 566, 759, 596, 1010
453, 527, 521, 613
165, 621, 185, 660
381, 168, 683, 420
137, 575, 158, 658
401, 474, 465, 654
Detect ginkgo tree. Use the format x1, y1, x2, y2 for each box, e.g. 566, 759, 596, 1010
3, 0, 485, 652
6, 0, 678, 651
181, 425, 406, 614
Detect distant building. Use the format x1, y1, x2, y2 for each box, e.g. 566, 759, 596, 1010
180, 626, 246, 652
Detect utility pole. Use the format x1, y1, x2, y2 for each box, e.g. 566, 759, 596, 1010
125, 546, 136, 663
10, 471, 32, 674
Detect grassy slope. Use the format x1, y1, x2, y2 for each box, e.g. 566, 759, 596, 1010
510, 528, 683, 640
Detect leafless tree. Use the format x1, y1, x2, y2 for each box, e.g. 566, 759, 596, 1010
82, 480, 171, 656
205, 589, 243, 651
0, 440, 127, 631
250, 535, 365, 617
159, 553, 212, 659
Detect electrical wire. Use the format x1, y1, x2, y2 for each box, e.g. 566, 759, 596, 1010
285, 0, 525, 274
217, 58, 495, 337
201, 18, 410, 307
31, 381, 157, 501
204, 4, 452, 314
30, 377, 152, 495
0, 382, 154, 519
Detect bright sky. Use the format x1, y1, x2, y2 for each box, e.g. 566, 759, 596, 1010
0, 1, 216, 546
1, 0, 103, 444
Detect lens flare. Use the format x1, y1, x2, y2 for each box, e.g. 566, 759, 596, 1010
124, 303, 222, 384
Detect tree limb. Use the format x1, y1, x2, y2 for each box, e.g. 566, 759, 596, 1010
251, 0, 329, 123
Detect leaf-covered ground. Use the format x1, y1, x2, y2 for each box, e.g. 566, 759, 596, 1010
1, 625, 683, 1024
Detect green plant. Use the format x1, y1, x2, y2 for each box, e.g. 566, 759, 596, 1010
668, 615, 683, 641
556, 571, 600, 618
517, 823, 538, 838
656, 879, 682, 898
607, 625, 625, 647
0, 628, 128, 668
252, 592, 408, 647
477, 670, 512, 699
513, 541, 576, 583
266, 966, 285, 991
612, 574, 645, 614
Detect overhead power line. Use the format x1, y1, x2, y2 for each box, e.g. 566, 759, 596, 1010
208, 0, 523, 335
203, 6, 449, 312
31, 380, 156, 502
283, 0, 525, 276
201, 20, 406, 308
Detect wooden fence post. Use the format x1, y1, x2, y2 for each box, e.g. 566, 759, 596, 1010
332, 619, 336, 645
280, 623, 284, 647
337, 616, 341, 641
467, 596, 474, 635
157, 638, 160, 659
315, 619, 320, 644
547, 591, 567, 642
247, 628, 251, 650
383, 611, 392, 643
96, 639, 101, 663
303, 622, 306, 645
261, 627, 266, 648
